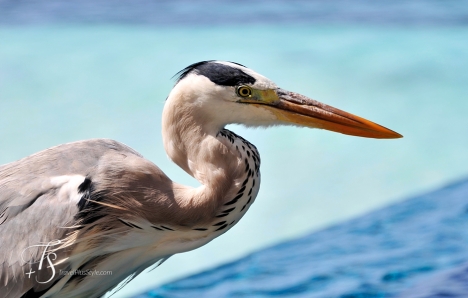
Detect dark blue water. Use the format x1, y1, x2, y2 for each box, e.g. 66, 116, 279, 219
135, 179, 468, 297
1, 0, 468, 26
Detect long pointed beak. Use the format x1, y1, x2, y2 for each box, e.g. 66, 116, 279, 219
263, 88, 402, 139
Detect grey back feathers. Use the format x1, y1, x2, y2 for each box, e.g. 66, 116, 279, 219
0, 140, 150, 297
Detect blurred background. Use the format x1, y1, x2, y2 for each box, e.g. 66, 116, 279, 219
0, 1, 467, 297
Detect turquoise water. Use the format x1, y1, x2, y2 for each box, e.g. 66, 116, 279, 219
1, 22, 467, 297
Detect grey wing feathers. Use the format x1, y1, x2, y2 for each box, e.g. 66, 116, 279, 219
0, 139, 142, 297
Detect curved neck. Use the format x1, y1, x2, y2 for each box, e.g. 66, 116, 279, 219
162, 99, 230, 182
161, 96, 246, 221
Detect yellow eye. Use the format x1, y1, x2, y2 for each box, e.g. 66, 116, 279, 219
236, 86, 252, 98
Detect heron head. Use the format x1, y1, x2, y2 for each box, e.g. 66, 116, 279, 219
167, 60, 402, 139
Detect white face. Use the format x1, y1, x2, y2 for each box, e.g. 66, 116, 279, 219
168, 62, 281, 129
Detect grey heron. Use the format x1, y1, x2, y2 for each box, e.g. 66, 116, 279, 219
0, 61, 401, 297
